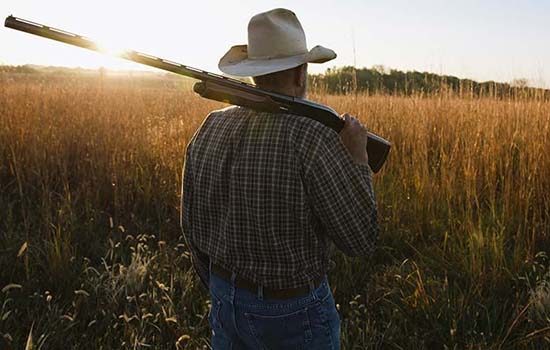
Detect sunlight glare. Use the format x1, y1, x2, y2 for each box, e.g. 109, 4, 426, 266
95, 39, 128, 59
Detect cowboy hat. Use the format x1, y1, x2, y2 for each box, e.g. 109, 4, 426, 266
218, 8, 337, 77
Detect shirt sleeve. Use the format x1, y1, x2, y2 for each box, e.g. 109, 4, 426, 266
304, 129, 380, 257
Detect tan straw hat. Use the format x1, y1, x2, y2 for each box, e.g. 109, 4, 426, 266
218, 8, 337, 77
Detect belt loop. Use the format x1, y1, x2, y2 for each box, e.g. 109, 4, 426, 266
208, 259, 212, 275
230, 272, 237, 304
309, 278, 320, 301
230, 271, 237, 287
257, 284, 264, 301
308, 279, 315, 292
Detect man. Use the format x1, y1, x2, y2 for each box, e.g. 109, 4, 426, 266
181, 8, 379, 350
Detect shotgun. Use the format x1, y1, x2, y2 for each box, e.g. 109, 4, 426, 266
4, 15, 391, 173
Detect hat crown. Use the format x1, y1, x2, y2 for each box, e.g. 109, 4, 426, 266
247, 8, 308, 60
218, 8, 336, 77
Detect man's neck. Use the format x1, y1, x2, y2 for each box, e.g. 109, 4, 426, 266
256, 84, 305, 99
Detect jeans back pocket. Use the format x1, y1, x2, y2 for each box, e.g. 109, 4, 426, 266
245, 307, 313, 349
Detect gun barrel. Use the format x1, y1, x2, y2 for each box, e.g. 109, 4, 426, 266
4, 16, 254, 85
5, 16, 98, 50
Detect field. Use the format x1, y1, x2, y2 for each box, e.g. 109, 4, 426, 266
0, 71, 549, 349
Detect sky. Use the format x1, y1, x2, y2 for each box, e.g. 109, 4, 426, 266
0, 0, 548, 88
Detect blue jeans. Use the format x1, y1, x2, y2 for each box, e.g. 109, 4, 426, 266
208, 271, 341, 349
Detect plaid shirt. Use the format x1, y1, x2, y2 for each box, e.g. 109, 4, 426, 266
180, 106, 379, 289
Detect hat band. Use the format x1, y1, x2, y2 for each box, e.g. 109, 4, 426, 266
248, 49, 308, 61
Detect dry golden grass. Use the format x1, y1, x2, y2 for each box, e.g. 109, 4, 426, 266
0, 72, 549, 349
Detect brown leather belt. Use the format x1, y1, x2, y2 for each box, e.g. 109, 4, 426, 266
211, 263, 324, 300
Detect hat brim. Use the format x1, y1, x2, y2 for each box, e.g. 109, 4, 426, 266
218, 45, 336, 77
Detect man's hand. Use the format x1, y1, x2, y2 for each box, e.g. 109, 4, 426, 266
339, 114, 369, 165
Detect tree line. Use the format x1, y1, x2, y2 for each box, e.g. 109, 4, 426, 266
309, 66, 549, 99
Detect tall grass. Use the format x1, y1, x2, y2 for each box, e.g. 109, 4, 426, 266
0, 72, 549, 349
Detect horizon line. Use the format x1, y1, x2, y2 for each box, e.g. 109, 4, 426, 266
1, 62, 545, 89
